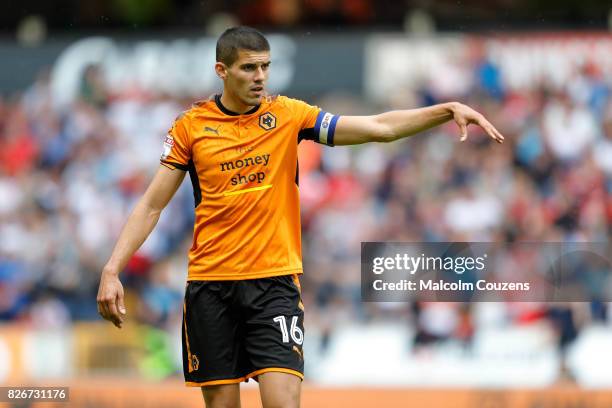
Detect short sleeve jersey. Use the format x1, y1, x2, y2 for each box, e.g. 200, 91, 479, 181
161, 94, 340, 281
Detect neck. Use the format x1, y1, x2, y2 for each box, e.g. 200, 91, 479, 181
220, 90, 255, 114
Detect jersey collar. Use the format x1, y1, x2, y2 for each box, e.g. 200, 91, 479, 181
215, 94, 260, 116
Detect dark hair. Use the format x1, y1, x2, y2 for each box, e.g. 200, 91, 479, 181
216, 26, 270, 66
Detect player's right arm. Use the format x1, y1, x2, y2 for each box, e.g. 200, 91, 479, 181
97, 165, 186, 328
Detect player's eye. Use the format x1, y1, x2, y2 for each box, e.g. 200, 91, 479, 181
242, 64, 256, 71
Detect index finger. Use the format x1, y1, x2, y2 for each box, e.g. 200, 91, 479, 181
492, 126, 505, 143
480, 120, 504, 143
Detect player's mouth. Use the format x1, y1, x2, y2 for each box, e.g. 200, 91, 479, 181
250, 86, 264, 96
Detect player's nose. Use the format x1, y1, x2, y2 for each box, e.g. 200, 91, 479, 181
254, 67, 265, 81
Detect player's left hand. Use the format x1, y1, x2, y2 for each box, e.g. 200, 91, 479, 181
450, 102, 504, 143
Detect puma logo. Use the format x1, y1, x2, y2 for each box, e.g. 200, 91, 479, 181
292, 345, 303, 360
204, 125, 221, 135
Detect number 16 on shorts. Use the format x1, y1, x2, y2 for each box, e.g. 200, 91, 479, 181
273, 315, 304, 345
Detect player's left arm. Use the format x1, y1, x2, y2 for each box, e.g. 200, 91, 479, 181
333, 102, 504, 145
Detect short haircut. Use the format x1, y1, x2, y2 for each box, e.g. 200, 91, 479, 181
216, 26, 270, 66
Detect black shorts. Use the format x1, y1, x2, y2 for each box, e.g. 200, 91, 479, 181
182, 274, 305, 387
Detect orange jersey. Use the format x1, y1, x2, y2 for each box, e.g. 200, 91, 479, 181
160, 94, 339, 281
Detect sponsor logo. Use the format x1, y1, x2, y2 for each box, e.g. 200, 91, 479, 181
161, 134, 174, 160
219, 153, 271, 186
259, 112, 277, 131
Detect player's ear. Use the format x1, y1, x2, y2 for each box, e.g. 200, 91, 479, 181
215, 62, 227, 80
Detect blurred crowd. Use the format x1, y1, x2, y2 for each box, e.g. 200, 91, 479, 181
0, 42, 611, 381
